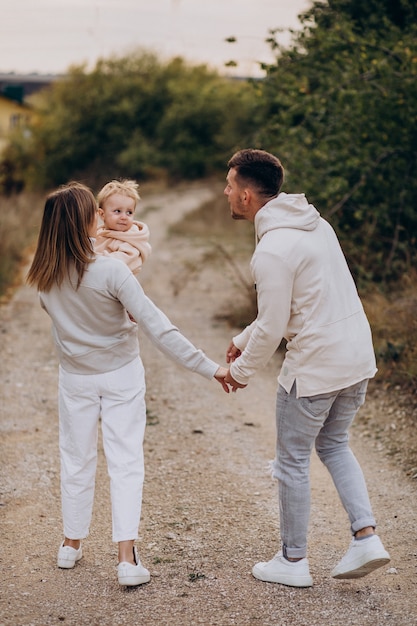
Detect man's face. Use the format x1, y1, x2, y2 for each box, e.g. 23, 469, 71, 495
224, 168, 246, 221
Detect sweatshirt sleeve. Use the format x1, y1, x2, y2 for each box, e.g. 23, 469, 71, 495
232, 320, 256, 351
230, 250, 292, 385
115, 268, 219, 379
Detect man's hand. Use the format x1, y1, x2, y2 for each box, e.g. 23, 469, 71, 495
225, 369, 247, 393
226, 341, 241, 363
214, 366, 231, 393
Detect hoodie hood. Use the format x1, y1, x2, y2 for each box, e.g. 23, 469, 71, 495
255, 192, 320, 241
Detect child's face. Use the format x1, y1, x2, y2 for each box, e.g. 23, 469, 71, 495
99, 193, 135, 232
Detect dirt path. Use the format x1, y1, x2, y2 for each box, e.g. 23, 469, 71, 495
1, 185, 416, 626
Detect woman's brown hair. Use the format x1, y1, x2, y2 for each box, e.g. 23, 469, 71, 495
27, 182, 97, 292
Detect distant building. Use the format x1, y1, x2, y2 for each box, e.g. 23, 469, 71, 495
0, 95, 31, 153
0, 73, 59, 102
0, 73, 60, 154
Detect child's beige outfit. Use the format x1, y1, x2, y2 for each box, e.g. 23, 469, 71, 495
94, 220, 151, 274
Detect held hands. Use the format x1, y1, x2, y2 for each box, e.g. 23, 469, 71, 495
214, 342, 247, 393
214, 366, 247, 394
225, 369, 247, 393
225, 341, 247, 392
214, 366, 231, 393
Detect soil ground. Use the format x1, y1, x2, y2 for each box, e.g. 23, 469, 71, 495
1, 184, 416, 626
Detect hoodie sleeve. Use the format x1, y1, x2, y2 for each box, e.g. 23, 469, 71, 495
230, 249, 293, 385
232, 320, 257, 351
114, 268, 219, 380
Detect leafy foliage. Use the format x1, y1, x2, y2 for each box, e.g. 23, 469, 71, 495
254, 0, 417, 285
1, 1, 416, 290
0, 53, 256, 190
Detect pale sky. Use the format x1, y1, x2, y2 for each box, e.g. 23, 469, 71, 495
0, 0, 311, 77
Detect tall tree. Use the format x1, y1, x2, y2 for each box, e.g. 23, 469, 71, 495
255, 0, 417, 285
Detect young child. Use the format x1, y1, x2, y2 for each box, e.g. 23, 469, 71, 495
27, 182, 229, 587
95, 179, 151, 275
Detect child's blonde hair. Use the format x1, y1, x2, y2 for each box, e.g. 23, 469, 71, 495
97, 179, 140, 209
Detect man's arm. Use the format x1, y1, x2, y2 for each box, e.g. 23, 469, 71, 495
229, 250, 292, 386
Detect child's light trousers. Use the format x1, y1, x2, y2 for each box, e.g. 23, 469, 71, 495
58, 358, 146, 543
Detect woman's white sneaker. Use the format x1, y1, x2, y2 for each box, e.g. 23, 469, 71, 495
117, 547, 150, 586
252, 551, 313, 587
57, 542, 83, 569
332, 535, 390, 579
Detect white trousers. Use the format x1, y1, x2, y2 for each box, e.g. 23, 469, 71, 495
58, 358, 146, 543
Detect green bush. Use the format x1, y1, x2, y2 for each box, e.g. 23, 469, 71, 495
252, 0, 417, 287
1, 53, 257, 191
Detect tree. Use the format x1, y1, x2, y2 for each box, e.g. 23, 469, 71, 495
255, 0, 417, 285
2, 52, 256, 190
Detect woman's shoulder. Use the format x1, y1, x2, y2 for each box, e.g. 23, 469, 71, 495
93, 254, 130, 269
88, 254, 132, 280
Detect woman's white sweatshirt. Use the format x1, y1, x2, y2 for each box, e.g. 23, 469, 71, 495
39, 255, 218, 379
230, 192, 377, 397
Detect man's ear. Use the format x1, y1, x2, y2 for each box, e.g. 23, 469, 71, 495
242, 188, 251, 204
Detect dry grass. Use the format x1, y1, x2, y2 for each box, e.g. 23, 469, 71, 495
0, 191, 44, 302
363, 278, 417, 391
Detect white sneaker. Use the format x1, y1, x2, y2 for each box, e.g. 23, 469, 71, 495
57, 542, 83, 569
332, 535, 390, 579
252, 551, 313, 587
117, 547, 150, 586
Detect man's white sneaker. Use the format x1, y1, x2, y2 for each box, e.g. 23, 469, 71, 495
252, 551, 313, 587
57, 542, 83, 569
117, 547, 150, 586
332, 534, 390, 579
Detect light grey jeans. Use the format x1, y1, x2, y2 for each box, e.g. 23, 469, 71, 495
272, 379, 376, 559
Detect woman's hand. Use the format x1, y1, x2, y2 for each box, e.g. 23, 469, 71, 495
214, 366, 230, 393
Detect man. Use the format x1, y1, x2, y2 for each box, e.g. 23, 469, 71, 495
224, 148, 390, 588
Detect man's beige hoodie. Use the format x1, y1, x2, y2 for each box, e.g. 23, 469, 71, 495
230, 192, 377, 397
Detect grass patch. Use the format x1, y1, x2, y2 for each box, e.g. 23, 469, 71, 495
0, 191, 44, 301
363, 279, 417, 392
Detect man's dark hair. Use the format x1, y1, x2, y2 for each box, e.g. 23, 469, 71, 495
228, 149, 284, 197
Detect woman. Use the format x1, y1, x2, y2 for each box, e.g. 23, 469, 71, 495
27, 182, 229, 586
